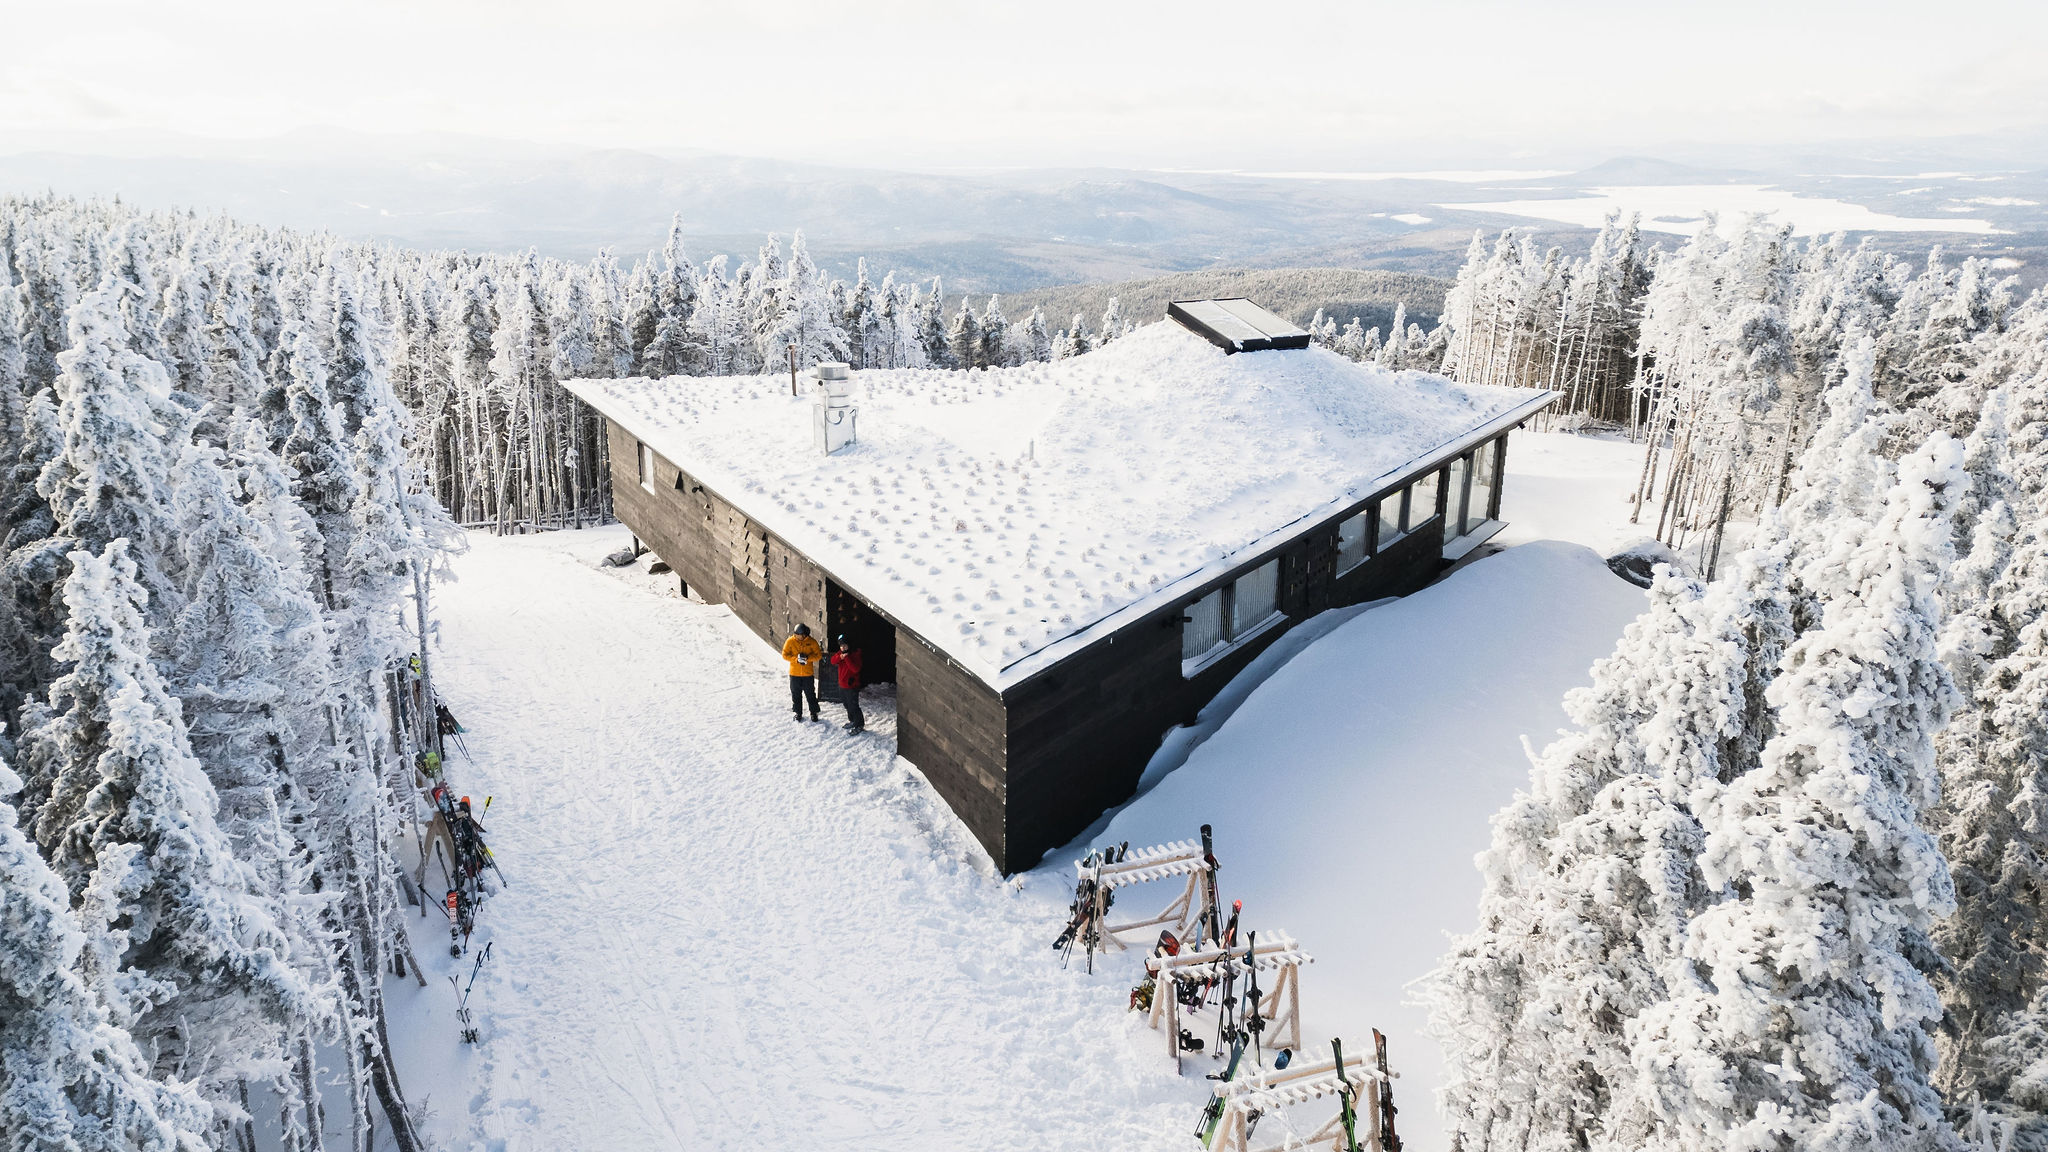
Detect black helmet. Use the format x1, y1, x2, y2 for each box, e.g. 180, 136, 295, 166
836, 634, 848, 645
795, 624, 810, 636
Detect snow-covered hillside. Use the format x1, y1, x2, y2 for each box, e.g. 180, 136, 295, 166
380, 431, 1648, 1150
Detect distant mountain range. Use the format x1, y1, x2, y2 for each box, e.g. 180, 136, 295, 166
1, 130, 2038, 294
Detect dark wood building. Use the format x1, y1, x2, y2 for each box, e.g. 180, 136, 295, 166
567, 305, 1554, 872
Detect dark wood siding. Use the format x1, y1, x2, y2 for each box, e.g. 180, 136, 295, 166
896, 632, 1008, 864
1002, 606, 1184, 871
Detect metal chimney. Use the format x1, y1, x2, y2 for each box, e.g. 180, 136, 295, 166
810, 362, 857, 455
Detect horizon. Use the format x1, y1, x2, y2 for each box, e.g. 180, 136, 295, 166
7, 0, 2047, 172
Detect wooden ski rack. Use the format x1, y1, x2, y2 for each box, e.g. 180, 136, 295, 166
1079, 839, 1218, 951
1200, 1047, 1391, 1152
1146, 932, 1309, 1068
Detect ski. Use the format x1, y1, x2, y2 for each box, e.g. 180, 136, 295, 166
1196, 1034, 1249, 1146
1242, 930, 1264, 1066
450, 940, 493, 1043
1374, 1028, 1402, 1152
1198, 823, 1224, 949
1333, 1037, 1362, 1152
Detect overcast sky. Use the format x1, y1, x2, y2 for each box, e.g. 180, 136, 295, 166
3, 0, 2043, 169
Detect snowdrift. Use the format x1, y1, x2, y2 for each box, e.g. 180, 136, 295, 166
1083, 541, 1646, 1147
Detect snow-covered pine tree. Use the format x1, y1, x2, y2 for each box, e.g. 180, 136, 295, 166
293, 258, 437, 1152
0, 732, 214, 1152
641, 221, 703, 377
0, 387, 63, 728
844, 258, 876, 369
154, 254, 213, 406
759, 232, 847, 371
588, 248, 635, 379
1066, 313, 1093, 358
1431, 539, 1795, 1152
915, 278, 951, 368
16, 540, 312, 1110
1931, 322, 2048, 1142
1637, 430, 1970, 1151
31, 275, 195, 620
692, 255, 752, 376
622, 254, 660, 370
1022, 305, 1052, 363
1378, 303, 1410, 370
948, 298, 982, 370
0, 248, 27, 457
980, 295, 1011, 368
1098, 296, 1125, 345
202, 248, 272, 424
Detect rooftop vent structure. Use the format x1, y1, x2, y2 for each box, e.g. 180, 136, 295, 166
811, 362, 857, 455
1167, 298, 1312, 354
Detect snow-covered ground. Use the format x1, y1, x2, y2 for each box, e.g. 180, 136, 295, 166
383, 428, 1649, 1150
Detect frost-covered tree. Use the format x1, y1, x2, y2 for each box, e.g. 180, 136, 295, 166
154, 256, 212, 404
639, 223, 703, 378
948, 298, 982, 370
1636, 432, 1969, 1152
1021, 305, 1052, 363
0, 734, 214, 1152
1932, 345, 2048, 1142
1431, 542, 1794, 1152
1378, 302, 1411, 370
16, 541, 311, 1101
758, 231, 847, 370
1098, 295, 1126, 345
979, 295, 1011, 368
30, 276, 195, 623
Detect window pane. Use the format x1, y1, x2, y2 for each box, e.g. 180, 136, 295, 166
1337, 512, 1368, 572
1232, 559, 1280, 635
1470, 441, 1498, 531
1408, 471, 1440, 530
1446, 456, 1470, 537
1183, 589, 1225, 660
1376, 493, 1404, 549
639, 443, 655, 492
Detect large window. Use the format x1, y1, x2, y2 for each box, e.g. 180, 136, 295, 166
1470, 440, 1500, 532
1446, 455, 1470, 537
1182, 557, 1284, 673
1410, 470, 1441, 528
1337, 510, 1370, 573
1182, 589, 1226, 660
1374, 490, 1405, 550
1233, 560, 1280, 633
1375, 468, 1443, 553
638, 442, 655, 493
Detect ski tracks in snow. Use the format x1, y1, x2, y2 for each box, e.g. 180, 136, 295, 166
400, 526, 1198, 1151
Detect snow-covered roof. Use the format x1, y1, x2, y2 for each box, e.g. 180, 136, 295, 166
564, 322, 1551, 689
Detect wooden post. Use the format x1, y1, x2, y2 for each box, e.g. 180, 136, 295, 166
789, 345, 798, 397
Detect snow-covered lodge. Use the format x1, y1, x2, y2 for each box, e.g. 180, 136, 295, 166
564, 302, 1555, 872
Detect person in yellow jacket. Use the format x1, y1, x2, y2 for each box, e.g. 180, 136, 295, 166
782, 623, 823, 722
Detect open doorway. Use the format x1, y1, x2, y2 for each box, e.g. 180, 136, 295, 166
825, 580, 896, 685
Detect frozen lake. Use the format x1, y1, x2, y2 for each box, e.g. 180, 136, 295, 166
1437, 183, 2003, 236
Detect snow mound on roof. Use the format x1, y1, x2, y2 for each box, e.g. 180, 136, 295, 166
569, 322, 1538, 686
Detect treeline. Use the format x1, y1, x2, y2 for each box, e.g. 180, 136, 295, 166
0, 197, 454, 1151
375, 219, 1132, 530
1436, 212, 2018, 567
1425, 223, 2048, 1147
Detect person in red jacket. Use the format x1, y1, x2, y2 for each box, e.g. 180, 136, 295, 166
829, 635, 864, 733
